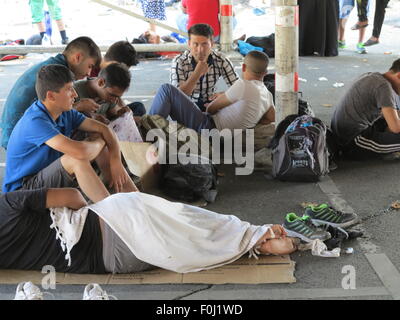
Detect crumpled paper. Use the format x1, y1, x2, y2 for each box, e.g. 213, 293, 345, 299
298, 239, 341, 258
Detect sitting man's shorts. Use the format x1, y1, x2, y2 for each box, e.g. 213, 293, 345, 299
21, 158, 78, 190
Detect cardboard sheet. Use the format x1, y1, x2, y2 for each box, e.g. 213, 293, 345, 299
0, 255, 295, 285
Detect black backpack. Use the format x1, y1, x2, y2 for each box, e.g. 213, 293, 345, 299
161, 154, 218, 203
269, 115, 329, 182
246, 33, 275, 58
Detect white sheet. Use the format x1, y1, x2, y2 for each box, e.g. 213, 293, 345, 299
89, 192, 270, 273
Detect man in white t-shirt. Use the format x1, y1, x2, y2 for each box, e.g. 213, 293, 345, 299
149, 50, 275, 132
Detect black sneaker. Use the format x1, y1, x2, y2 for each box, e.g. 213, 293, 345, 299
61, 37, 69, 45
305, 204, 359, 228
283, 213, 331, 243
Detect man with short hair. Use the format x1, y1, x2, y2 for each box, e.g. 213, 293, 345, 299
89, 40, 138, 77
74, 62, 132, 122
151, 50, 275, 132
3, 64, 137, 201
170, 23, 239, 112
331, 58, 400, 158
0, 36, 102, 149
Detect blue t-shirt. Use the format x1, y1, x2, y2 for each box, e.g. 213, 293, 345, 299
0, 53, 68, 149
2, 100, 86, 193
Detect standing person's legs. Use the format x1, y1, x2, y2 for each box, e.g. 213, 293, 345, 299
356, 0, 369, 22
30, 0, 46, 37
372, 0, 390, 39
149, 84, 215, 131
46, 0, 69, 44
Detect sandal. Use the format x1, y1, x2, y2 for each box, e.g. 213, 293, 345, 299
351, 22, 368, 30
363, 38, 379, 46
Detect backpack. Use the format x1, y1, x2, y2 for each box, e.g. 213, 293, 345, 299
246, 33, 275, 58
161, 154, 218, 203
269, 115, 329, 182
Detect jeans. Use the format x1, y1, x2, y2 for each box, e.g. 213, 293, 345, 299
149, 84, 215, 132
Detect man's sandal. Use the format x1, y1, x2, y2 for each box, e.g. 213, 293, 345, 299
363, 39, 379, 46
351, 23, 368, 30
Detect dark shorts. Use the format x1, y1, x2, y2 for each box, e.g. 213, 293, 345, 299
22, 158, 78, 190
102, 222, 155, 274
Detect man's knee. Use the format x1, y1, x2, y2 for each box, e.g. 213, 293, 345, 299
61, 155, 93, 175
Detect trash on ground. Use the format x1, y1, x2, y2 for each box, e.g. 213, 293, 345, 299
318, 77, 328, 81
322, 104, 332, 108
333, 82, 344, 88
390, 200, 400, 209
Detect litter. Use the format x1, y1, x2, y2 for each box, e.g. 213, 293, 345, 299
322, 104, 332, 108
318, 77, 328, 81
345, 247, 354, 254
390, 200, 400, 209
333, 82, 344, 88
299, 78, 307, 82
298, 239, 341, 258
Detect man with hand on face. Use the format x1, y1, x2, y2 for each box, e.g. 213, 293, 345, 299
170, 23, 239, 112
0, 36, 102, 149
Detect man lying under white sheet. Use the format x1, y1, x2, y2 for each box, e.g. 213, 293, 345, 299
0, 188, 297, 274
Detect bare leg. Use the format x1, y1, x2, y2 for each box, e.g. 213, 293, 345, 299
60, 155, 110, 203
94, 147, 138, 193
34, 21, 46, 33
55, 19, 66, 31
338, 18, 347, 42
46, 188, 87, 210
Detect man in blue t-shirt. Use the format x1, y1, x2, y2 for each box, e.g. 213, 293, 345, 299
0, 36, 102, 149
3, 64, 138, 203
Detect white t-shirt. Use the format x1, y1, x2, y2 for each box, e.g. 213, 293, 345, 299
211, 79, 274, 130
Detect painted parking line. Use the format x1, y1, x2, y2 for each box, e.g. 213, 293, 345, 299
366, 254, 400, 300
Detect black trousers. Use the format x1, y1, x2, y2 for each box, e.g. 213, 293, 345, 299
372, 0, 390, 38
356, 0, 369, 22
298, 0, 339, 56
343, 118, 400, 159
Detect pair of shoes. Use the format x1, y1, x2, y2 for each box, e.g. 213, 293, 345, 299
363, 38, 379, 46
61, 37, 69, 45
283, 213, 331, 243
14, 282, 116, 300
14, 282, 44, 300
338, 40, 346, 49
351, 22, 368, 30
356, 42, 367, 54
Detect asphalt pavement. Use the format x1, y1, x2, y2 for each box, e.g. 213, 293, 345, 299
0, 0, 400, 304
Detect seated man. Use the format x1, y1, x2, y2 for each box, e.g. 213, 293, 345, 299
150, 50, 275, 132
0, 36, 102, 149
0, 187, 297, 274
74, 62, 132, 124
88, 40, 145, 117
331, 58, 400, 159
2, 64, 137, 203
170, 23, 239, 111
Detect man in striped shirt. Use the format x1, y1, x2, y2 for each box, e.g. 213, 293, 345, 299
170, 23, 239, 112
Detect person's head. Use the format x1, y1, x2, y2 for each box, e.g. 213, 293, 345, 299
63, 36, 102, 80
242, 51, 269, 80
387, 59, 400, 94
95, 62, 131, 103
35, 64, 77, 111
140, 30, 161, 44
188, 24, 214, 62
104, 40, 139, 67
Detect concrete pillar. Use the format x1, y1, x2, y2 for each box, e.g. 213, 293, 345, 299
273, 0, 299, 123
220, 0, 234, 52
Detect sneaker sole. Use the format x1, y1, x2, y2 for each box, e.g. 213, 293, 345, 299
283, 226, 331, 243
310, 217, 360, 229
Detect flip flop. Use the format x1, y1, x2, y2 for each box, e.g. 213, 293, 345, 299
351, 23, 368, 30
363, 39, 379, 46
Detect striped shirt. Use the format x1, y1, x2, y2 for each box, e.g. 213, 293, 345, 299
170, 50, 239, 104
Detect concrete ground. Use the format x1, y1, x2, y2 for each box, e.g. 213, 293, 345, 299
1, 0, 400, 304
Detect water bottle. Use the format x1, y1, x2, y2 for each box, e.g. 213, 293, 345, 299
44, 11, 52, 37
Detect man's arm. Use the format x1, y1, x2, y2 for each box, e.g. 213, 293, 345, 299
176, 60, 209, 96
382, 107, 400, 133
206, 93, 232, 115
46, 188, 88, 210
258, 107, 275, 125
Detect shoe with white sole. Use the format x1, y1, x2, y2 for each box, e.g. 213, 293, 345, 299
83, 283, 117, 300
14, 282, 43, 300
305, 204, 359, 228
283, 213, 331, 243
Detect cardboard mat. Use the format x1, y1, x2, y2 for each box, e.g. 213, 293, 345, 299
0, 255, 295, 285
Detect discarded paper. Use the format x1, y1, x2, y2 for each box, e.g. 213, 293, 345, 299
318, 77, 328, 81
333, 82, 344, 88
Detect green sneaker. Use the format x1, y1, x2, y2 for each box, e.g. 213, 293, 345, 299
305, 204, 359, 228
338, 40, 346, 49
356, 42, 367, 54
283, 213, 331, 243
